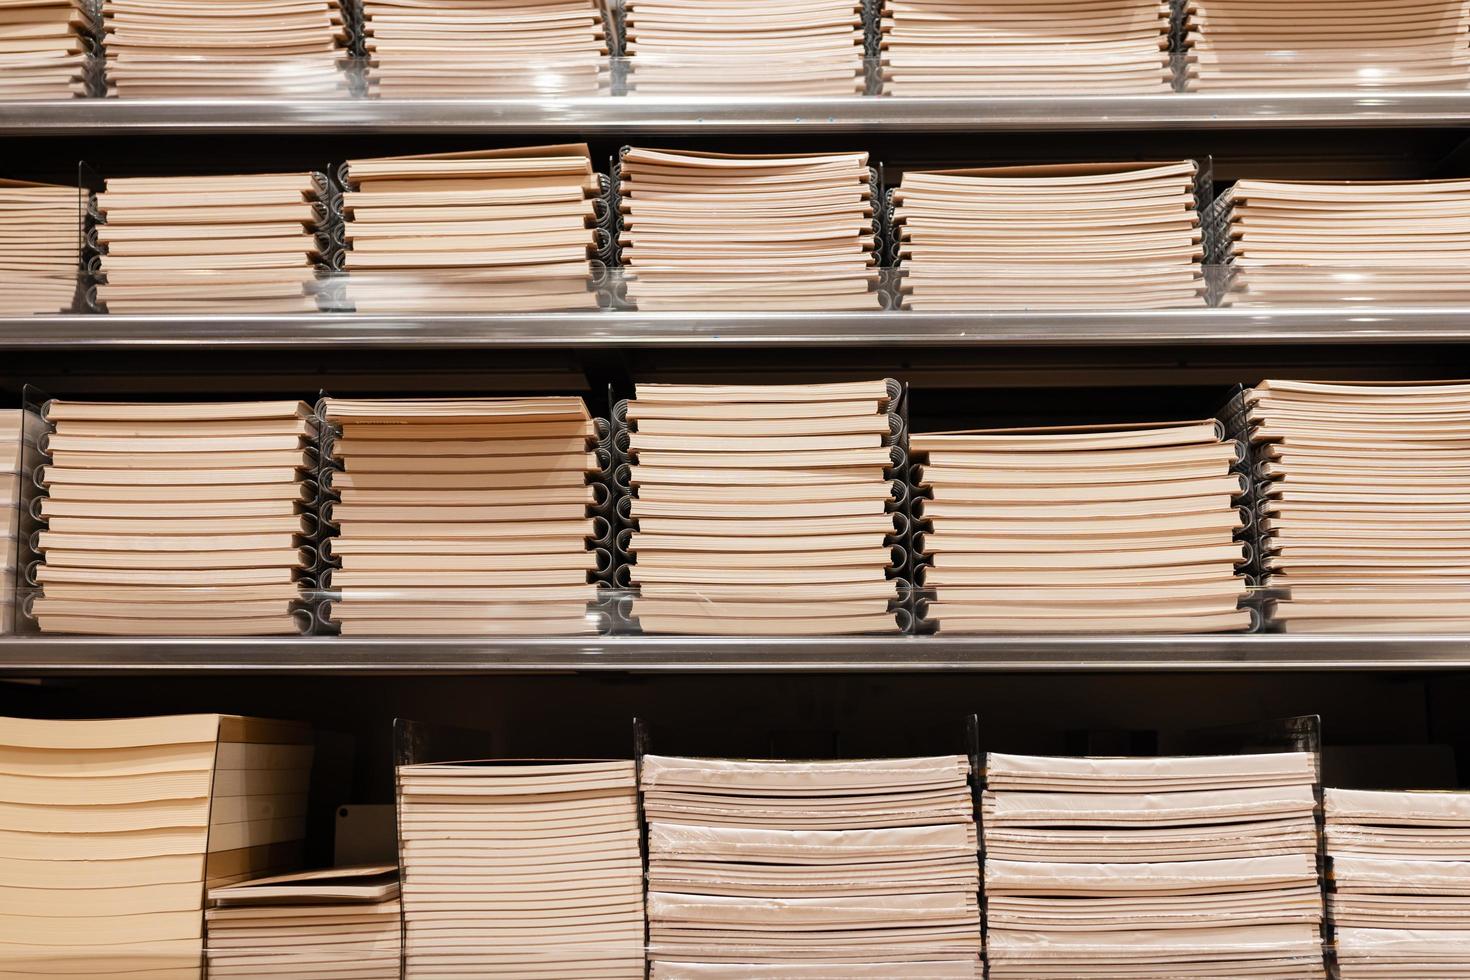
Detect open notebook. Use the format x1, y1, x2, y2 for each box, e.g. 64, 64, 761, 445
0, 0, 91, 99
881, 0, 1174, 96
643, 754, 983, 978
0, 177, 81, 314
0, 714, 314, 979
320, 396, 605, 636
893, 161, 1207, 311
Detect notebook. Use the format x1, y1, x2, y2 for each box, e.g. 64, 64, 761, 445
0, 0, 92, 99
0, 178, 82, 315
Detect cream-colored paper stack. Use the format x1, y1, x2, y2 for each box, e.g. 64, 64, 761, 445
624, 380, 901, 635
206, 865, 401, 979
340, 144, 606, 313
912, 419, 1252, 633
1326, 789, 1470, 978
893, 161, 1207, 311
881, 0, 1174, 95
31, 399, 314, 636
1189, 0, 1470, 91
643, 754, 983, 978
397, 759, 645, 979
0, 0, 91, 98
0, 411, 19, 633
984, 751, 1325, 979
1245, 379, 1470, 632
102, 0, 347, 97
619, 147, 880, 311
363, 0, 611, 96
1219, 178, 1470, 306
624, 0, 864, 94
321, 396, 603, 636
0, 713, 314, 979
0, 178, 80, 315
94, 172, 326, 314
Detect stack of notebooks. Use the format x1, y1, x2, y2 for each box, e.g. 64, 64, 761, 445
0, 713, 314, 978
983, 751, 1325, 979
623, 0, 865, 94
642, 754, 983, 977
1216, 178, 1470, 306
617, 147, 881, 311
102, 0, 348, 97
0, 411, 18, 633
892, 161, 1207, 310
1240, 379, 1470, 632
94, 172, 327, 314
363, 0, 612, 96
911, 419, 1252, 634
396, 759, 645, 978
321, 396, 604, 636
31, 398, 314, 636
1326, 789, 1470, 978
1188, 0, 1470, 91
206, 865, 401, 979
880, 0, 1175, 95
623, 380, 902, 635
340, 144, 606, 313
0, 177, 80, 315
0, 0, 92, 98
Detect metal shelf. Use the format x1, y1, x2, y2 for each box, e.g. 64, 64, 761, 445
2, 635, 1468, 674
4, 93, 1470, 135
6, 308, 1470, 349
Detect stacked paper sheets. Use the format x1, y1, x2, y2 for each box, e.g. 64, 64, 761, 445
892, 161, 1207, 311
1244, 379, 1470, 632
624, 0, 865, 94
642, 754, 983, 977
396, 759, 645, 979
624, 380, 902, 635
0, 0, 91, 99
0, 713, 314, 979
0, 411, 17, 633
31, 399, 314, 636
1189, 0, 1470, 91
881, 0, 1174, 95
983, 751, 1325, 978
102, 0, 347, 97
321, 396, 604, 636
1219, 178, 1470, 306
0, 177, 80, 314
912, 419, 1252, 634
94, 172, 326, 314
340, 144, 606, 313
1326, 789, 1470, 978
206, 865, 401, 979
364, 0, 611, 96
618, 147, 880, 311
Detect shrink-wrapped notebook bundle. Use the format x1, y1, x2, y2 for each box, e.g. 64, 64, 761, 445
1325, 789, 1470, 978
623, 0, 865, 94
0, 411, 18, 633
1187, 0, 1470, 91
30, 399, 315, 636
642, 754, 983, 977
396, 759, 645, 979
983, 750, 1325, 979
339, 144, 608, 313
891, 161, 1207, 311
363, 0, 612, 96
0, 177, 81, 315
911, 419, 1253, 634
93, 172, 328, 314
0, 0, 93, 98
0, 713, 314, 978
1237, 379, 1470, 632
320, 396, 606, 636
1211, 178, 1470, 306
617, 147, 881, 312
102, 0, 348, 97
206, 865, 401, 978
620, 379, 904, 635
880, 0, 1174, 95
